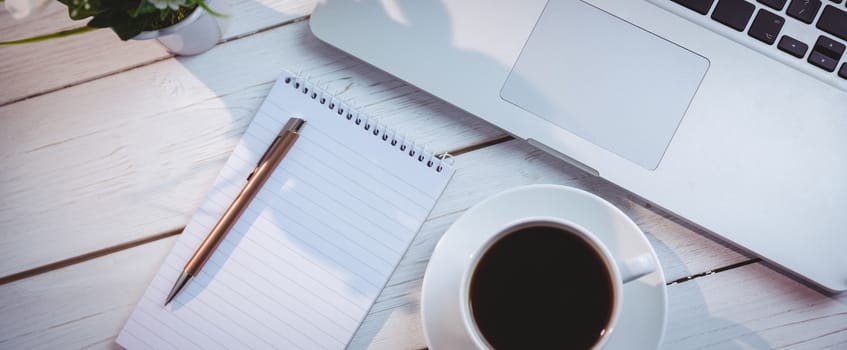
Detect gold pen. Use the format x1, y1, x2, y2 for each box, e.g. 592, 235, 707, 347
165, 117, 306, 306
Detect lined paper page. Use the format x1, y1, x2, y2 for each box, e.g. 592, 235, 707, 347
117, 73, 454, 349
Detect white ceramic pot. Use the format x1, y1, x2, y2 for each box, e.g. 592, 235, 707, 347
133, 0, 230, 56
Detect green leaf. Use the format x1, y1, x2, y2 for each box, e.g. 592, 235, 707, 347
42, 0, 207, 42
109, 14, 148, 40
131, 0, 157, 17
59, 0, 105, 20
196, 0, 228, 18
0, 26, 97, 45
86, 11, 115, 28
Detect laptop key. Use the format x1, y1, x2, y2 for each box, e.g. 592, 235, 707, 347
787, 0, 822, 23
778, 35, 809, 57
808, 36, 845, 72
809, 51, 839, 71
712, 0, 756, 31
840, 63, 847, 79
672, 0, 716, 14
817, 5, 847, 41
758, 0, 787, 10
748, 9, 785, 44
815, 35, 846, 57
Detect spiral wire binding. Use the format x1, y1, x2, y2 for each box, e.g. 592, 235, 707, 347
283, 74, 453, 173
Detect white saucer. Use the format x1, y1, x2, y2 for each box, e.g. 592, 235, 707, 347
421, 184, 667, 349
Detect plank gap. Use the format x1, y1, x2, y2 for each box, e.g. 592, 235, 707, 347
0, 133, 510, 286
665, 258, 761, 286
0, 15, 311, 109
0, 55, 171, 108
0, 227, 183, 285
0, 68, 504, 287
444, 135, 514, 157
219, 15, 311, 45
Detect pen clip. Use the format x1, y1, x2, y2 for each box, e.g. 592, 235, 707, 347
247, 135, 282, 181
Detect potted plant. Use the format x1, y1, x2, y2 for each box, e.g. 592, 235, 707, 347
2, 0, 229, 55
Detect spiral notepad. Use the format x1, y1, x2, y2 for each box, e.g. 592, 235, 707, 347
117, 71, 455, 349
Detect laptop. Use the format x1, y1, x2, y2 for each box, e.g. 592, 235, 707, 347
310, 0, 847, 292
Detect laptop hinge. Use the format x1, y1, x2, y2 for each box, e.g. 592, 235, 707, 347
527, 138, 600, 177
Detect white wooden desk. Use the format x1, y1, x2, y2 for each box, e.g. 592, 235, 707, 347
1, 1, 845, 349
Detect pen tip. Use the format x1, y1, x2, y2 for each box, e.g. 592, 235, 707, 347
164, 272, 192, 307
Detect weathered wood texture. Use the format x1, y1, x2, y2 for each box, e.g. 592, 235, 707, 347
0, 21, 504, 278
0, 0, 317, 106
2, 2, 844, 349
6, 138, 838, 350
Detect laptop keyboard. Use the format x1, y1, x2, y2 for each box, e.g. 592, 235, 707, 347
654, 0, 847, 88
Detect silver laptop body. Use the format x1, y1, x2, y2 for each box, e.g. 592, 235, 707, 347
310, 0, 847, 291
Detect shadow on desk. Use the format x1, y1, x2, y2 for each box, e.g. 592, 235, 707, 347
647, 238, 769, 349
164, 0, 549, 346
515, 146, 772, 349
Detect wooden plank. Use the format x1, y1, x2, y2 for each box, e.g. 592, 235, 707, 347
354, 139, 752, 348
0, 20, 505, 278
428, 139, 750, 281
356, 259, 847, 349
0, 2, 168, 106
0, 0, 317, 105
0, 236, 177, 349
1, 138, 841, 349
5, 240, 839, 349
663, 263, 847, 349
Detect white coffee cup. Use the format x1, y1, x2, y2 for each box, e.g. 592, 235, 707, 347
459, 216, 656, 350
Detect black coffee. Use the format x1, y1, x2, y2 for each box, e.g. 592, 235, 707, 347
469, 225, 614, 349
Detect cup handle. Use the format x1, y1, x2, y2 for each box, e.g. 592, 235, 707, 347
617, 253, 656, 284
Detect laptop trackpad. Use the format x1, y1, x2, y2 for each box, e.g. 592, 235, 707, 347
501, 0, 709, 170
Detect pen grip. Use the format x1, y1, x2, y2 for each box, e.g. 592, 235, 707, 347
184, 130, 300, 274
